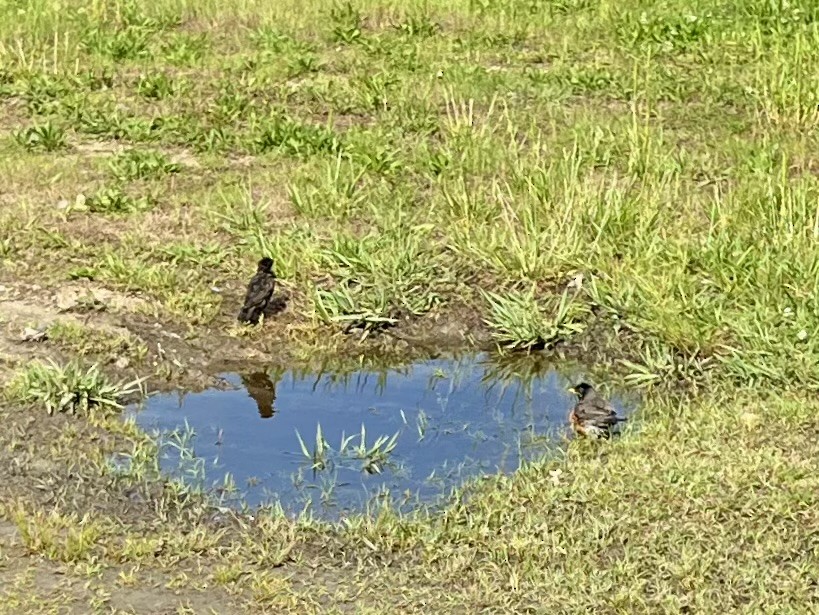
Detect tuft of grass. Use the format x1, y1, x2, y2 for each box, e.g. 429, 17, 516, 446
295, 423, 330, 472
86, 186, 153, 214
8, 360, 144, 416
294, 422, 401, 476
310, 226, 448, 335
108, 149, 181, 181
136, 71, 184, 99
13, 508, 106, 563
161, 32, 208, 65
82, 25, 153, 60
483, 288, 590, 351
13, 121, 67, 151
47, 321, 149, 363
393, 12, 440, 38
329, 2, 363, 44
250, 114, 343, 157
346, 424, 400, 475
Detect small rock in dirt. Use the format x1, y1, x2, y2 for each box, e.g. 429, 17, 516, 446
55, 287, 113, 312
567, 273, 584, 290
0, 285, 7, 293
56, 198, 70, 209
90, 288, 114, 304
115, 356, 130, 369
21, 327, 47, 342
55, 288, 81, 311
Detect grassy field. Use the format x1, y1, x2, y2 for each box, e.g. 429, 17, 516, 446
2, 0, 819, 611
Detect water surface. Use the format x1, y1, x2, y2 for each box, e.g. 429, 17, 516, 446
128, 353, 632, 517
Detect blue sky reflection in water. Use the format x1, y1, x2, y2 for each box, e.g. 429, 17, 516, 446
129, 354, 631, 517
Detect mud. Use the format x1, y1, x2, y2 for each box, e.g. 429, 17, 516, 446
0, 271, 504, 391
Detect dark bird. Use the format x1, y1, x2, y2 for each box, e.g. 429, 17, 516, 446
568, 382, 627, 439
238, 257, 276, 325
240, 371, 277, 419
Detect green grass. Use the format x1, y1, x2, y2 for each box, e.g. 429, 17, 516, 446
483, 287, 590, 351
13, 121, 67, 151
46, 320, 149, 362
108, 148, 182, 181
8, 359, 144, 416
1, 0, 819, 611
2, 9, 815, 391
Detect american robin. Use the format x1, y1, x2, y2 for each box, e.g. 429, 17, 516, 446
568, 382, 627, 439
238, 257, 276, 325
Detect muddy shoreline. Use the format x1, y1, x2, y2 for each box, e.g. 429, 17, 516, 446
1, 274, 636, 396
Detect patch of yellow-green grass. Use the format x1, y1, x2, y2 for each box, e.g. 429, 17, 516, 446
7, 359, 144, 416
0, 0, 816, 387
0, 569, 81, 615
12, 508, 108, 564
47, 321, 149, 364
2, 0, 819, 611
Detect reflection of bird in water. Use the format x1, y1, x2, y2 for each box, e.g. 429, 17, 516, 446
568, 382, 627, 439
240, 371, 277, 419
238, 257, 276, 325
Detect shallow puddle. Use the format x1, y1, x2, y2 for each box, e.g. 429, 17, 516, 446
128, 353, 633, 517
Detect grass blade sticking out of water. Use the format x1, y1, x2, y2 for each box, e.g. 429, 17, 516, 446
350, 424, 401, 475
162, 419, 205, 485
416, 410, 429, 441
295, 423, 330, 472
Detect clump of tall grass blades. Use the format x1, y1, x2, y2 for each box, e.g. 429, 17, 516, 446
8, 360, 144, 416
87, 186, 153, 214
484, 288, 590, 351
346, 424, 400, 475
295, 422, 401, 475
251, 114, 342, 157
295, 423, 330, 472
13, 122, 67, 151
108, 149, 181, 181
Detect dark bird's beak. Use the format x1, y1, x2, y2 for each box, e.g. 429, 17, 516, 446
566, 384, 577, 395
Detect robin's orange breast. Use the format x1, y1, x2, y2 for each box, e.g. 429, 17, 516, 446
568, 409, 586, 436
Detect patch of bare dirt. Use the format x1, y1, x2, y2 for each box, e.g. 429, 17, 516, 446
0, 101, 30, 135
0, 280, 229, 390
0, 536, 243, 614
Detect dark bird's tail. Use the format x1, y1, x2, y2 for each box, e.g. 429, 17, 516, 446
238, 306, 260, 325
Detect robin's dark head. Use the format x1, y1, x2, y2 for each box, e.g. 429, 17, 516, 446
569, 382, 595, 399
258, 257, 274, 273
